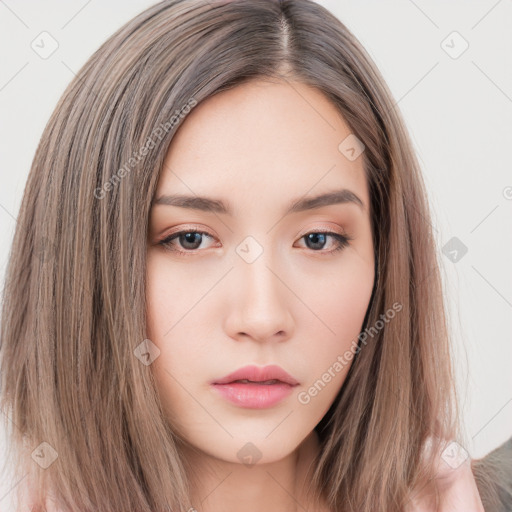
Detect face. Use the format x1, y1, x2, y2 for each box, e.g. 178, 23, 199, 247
146, 78, 375, 465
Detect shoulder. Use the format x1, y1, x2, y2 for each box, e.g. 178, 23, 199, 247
472, 436, 512, 512
407, 439, 485, 511
407, 436, 512, 512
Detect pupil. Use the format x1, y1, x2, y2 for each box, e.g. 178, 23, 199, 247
307, 233, 326, 250
182, 232, 201, 248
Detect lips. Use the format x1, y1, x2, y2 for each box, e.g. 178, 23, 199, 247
211, 365, 299, 409
212, 364, 299, 386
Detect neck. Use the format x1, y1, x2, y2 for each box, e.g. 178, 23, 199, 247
181, 430, 329, 512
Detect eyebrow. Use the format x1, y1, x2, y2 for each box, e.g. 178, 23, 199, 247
152, 188, 365, 216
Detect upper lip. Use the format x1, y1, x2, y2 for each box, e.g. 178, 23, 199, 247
212, 365, 299, 386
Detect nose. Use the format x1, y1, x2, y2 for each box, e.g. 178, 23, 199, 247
223, 248, 295, 343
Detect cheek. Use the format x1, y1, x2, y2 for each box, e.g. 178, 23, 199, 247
145, 253, 227, 434
145, 253, 208, 340
145, 317, 199, 438
295, 256, 374, 397
145, 256, 193, 422
301, 253, 374, 343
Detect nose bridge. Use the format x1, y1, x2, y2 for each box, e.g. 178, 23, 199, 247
235, 234, 283, 306
226, 234, 293, 340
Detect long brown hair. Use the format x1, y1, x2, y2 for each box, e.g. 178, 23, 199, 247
0, 0, 462, 510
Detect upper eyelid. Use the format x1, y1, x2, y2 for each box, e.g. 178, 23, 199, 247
161, 227, 214, 241
160, 221, 349, 238
160, 226, 348, 241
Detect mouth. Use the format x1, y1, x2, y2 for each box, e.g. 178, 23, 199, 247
212, 364, 299, 386
211, 381, 296, 409
211, 365, 299, 409
229, 379, 283, 385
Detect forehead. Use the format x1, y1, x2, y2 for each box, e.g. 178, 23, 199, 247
155, 79, 369, 214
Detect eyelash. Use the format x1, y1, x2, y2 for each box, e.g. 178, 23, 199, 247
157, 228, 353, 257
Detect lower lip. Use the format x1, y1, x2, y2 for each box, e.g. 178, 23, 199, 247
211, 382, 296, 409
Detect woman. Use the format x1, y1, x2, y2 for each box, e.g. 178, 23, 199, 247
0, 0, 507, 510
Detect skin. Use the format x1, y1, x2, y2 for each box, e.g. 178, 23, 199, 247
406, 446, 485, 511
145, 79, 484, 511
146, 78, 375, 512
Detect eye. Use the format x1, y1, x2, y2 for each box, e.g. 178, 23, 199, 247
158, 229, 216, 255
295, 231, 352, 254
157, 228, 352, 256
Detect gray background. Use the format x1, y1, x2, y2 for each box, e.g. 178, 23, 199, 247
1, 0, 511, 509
